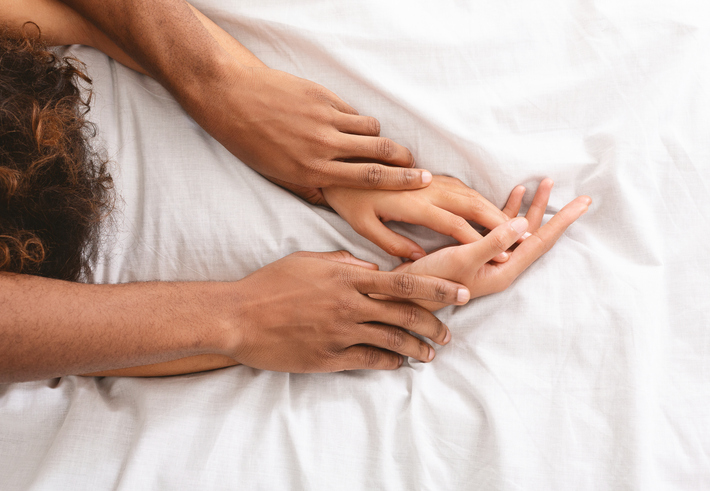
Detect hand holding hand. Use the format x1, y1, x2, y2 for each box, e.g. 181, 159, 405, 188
223, 250, 471, 371
322, 175, 512, 260
393, 179, 592, 311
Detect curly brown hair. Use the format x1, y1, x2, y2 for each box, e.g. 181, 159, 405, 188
0, 25, 113, 282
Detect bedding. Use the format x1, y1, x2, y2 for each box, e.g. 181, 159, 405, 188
2, 0, 710, 488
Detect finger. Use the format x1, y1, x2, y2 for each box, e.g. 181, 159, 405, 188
333, 113, 381, 136
351, 214, 427, 260
394, 201, 484, 244
339, 346, 403, 371
353, 269, 470, 305
525, 178, 554, 230
294, 250, 379, 270
470, 217, 529, 266
501, 185, 526, 218
364, 298, 451, 346
325, 162, 433, 190
341, 134, 415, 168
428, 183, 510, 230
503, 196, 591, 274
356, 323, 435, 363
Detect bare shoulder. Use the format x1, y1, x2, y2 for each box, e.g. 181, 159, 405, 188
0, 0, 93, 46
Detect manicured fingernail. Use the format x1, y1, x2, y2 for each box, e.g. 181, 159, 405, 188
443, 328, 451, 344
428, 346, 435, 361
521, 232, 532, 240
457, 288, 470, 304
510, 217, 528, 234
421, 170, 432, 184
494, 252, 509, 261
410, 252, 424, 260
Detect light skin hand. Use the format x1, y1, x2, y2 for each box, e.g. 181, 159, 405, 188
223, 251, 470, 371
392, 179, 592, 311
322, 175, 513, 261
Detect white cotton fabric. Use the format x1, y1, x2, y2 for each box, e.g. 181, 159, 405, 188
2, 0, 710, 489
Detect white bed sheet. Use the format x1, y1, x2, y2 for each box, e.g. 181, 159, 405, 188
2, 0, 710, 489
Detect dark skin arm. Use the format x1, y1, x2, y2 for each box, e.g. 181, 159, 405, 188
0, 252, 471, 383
60, 0, 434, 207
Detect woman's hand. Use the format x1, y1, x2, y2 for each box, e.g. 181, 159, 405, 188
392, 179, 592, 311
322, 176, 513, 260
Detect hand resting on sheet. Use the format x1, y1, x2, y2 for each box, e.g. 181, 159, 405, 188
89, 180, 590, 377
0, 2, 591, 379
62, 0, 434, 207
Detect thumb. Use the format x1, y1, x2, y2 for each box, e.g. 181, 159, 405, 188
295, 250, 379, 270
473, 217, 529, 265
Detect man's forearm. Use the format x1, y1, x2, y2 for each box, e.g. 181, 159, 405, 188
61, 0, 233, 100
0, 273, 237, 383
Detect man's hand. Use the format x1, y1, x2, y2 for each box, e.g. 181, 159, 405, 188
223, 251, 470, 372
61, 0, 432, 203
185, 64, 432, 204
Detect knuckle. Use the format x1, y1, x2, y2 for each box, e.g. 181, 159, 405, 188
307, 85, 331, 103
398, 169, 416, 186
393, 273, 417, 297
450, 215, 469, 232
335, 296, 357, 314
400, 305, 421, 330
361, 164, 384, 188
434, 281, 450, 302
375, 138, 394, 160
312, 130, 335, 149
332, 250, 352, 262
491, 233, 510, 252
383, 241, 407, 258
386, 327, 406, 350
336, 264, 359, 287
304, 158, 329, 183
471, 197, 485, 212
363, 348, 381, 368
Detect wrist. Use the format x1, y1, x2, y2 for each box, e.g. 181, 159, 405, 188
201, 280, 253, 359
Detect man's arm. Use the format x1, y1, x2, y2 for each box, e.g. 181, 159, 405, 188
59, 0, 433, 205
0, 272, 233, 382
1, 252, 469, 383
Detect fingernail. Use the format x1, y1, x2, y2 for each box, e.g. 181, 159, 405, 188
521, 232, 532, 240
410, 252, 424, 260
443, 328, 451, 344
421, 170, 432, 184
428, 346, 435, 361
398, 355, 404, 367
510, 217, 528, 234
457, 288, 470, 304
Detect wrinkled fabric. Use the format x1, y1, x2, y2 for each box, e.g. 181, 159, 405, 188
2, 0, 709, 489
